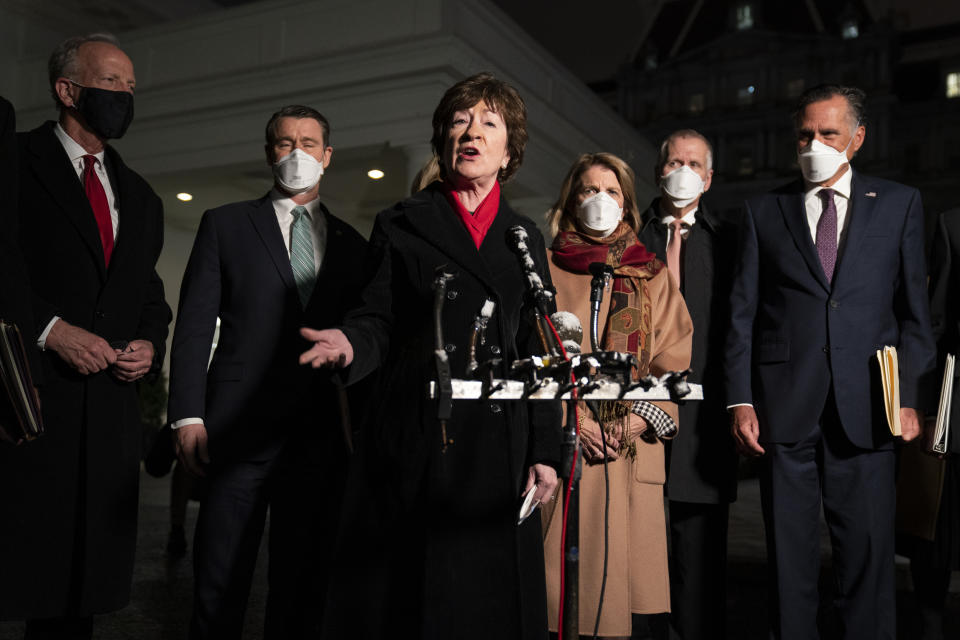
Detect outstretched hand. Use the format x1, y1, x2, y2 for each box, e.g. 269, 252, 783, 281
298, 327, 354, 368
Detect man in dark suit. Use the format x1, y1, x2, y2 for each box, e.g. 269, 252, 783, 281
0, 35, 171, 639
167, 105, 367, 639
637, 129, 738, 640
725, 85, 936, 639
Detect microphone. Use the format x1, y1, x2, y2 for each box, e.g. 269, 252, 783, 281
549, 311, 582, 355
588, 262, 614, 352
507, 225, 554, 313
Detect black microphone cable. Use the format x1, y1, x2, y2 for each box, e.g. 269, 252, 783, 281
586, 399, 612, 640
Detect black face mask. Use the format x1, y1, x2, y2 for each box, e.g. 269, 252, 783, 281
71, 84, 134, 139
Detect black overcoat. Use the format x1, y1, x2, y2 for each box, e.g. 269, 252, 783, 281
0, 122, 171, 618
326, 183, 562, 640
638, 199, 738, 503
0, 97, 40, 379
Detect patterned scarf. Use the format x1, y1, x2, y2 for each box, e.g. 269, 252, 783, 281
551, 221, 664, 442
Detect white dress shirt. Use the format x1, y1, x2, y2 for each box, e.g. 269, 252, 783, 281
38, 124, 121, 348
803, 167, 853, 246
660, 206, 698, 243
269, 188, 326, 272
171, 190, 329, 430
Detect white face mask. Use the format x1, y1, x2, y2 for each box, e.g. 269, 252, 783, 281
577, 191, 623, 237
797, 128, 856, 183
273, 148, 324, 194
660, 165, 705, 208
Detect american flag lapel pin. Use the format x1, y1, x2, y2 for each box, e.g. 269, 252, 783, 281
865, 191, 877, 198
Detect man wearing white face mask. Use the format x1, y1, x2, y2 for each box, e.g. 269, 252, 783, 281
637, 129, 740, 640
726, 85, 936, 640
167, 105, 368, 639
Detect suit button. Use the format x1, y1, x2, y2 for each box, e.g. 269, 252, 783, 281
489, 345, 501, 356
829, 300, 839, 309
95, 310, 105, 318
822, 346, 830, 353
446, 290, 459, 301
489, 403, 502, 414
444, 343, 457, 353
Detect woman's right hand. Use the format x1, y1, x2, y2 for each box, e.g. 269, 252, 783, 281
578, 410, 620, 462
298, 328, 354, 368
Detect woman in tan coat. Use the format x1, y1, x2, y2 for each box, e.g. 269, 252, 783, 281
541, 152, 693, 638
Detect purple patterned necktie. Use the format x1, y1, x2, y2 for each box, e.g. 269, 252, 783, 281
816, 188, 837, 283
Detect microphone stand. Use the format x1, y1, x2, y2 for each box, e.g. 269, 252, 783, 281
560, 262, 613, 639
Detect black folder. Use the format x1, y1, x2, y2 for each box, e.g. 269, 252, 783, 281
0, 320, 44, 444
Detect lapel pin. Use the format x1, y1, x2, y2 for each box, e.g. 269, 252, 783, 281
865, 192, 877, 198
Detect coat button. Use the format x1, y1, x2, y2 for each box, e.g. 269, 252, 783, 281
95, 310, 105, 318
446, 290, 459, 301
444, 343, 457, 353
489, 345, 501, 356
829, 299, 839, 309
489, 403, 502, 414
822, 346, 830, 353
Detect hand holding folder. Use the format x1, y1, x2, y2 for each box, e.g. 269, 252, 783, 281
876, 346, 901, 436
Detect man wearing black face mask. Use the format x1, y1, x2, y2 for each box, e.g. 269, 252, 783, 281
0, 34, 171, 639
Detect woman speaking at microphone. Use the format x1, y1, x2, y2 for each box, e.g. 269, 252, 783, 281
541, 153, 692, 638
299, 73, 560, 640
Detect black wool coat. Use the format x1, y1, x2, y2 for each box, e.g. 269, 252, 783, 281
638, 199, 739, 503
0, 122, 171, 619
325, 183, 562, 640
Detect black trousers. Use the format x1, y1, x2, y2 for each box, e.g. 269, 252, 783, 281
189, 443, 345, 640
23, 616, 93, 640
760, 397, 896, 640
667, 500, 730, 640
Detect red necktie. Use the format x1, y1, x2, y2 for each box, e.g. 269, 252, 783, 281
82, 155, 114, 266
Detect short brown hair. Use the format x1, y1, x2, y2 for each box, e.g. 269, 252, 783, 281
430, 72, 528, 183
265, 105, 331, 149
546, 152, 641, 238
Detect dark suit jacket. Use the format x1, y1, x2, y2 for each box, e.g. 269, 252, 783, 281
0, 121, 171, 619
0, 97, 40, 379
167, 195, 368, 462
928, 208, 960, 455
725, 172, 936, 449
638, 198, 738, 503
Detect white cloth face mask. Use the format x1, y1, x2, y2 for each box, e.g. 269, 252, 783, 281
577, 191, 623, 237
797, 129, 856, 183
660, 165, 705, 208
273, 148, 324, 194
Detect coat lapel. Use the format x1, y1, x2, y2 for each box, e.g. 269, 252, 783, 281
778, 186, 830, 291
404, 186, 498, 290
248, 196, 296, 291
103, 148, 144, 280
833, 172, 877, 288
27, 123, 107, 279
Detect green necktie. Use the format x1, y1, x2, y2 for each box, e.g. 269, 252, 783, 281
290, 205, 316, 307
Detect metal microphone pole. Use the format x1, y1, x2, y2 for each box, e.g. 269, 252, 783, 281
560, 389, 581, 640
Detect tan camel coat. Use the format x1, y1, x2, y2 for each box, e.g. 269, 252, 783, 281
542, 252, 693, 636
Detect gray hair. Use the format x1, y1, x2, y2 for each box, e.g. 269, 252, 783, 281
657, 129, 714, 172
48, 33, 121, 107
792, 84, 866, 132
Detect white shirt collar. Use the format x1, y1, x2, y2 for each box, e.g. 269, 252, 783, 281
54, 122, 104, 165
269, 188, 322, 220
660, 205, 698, 227
804, 166, 853, 202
